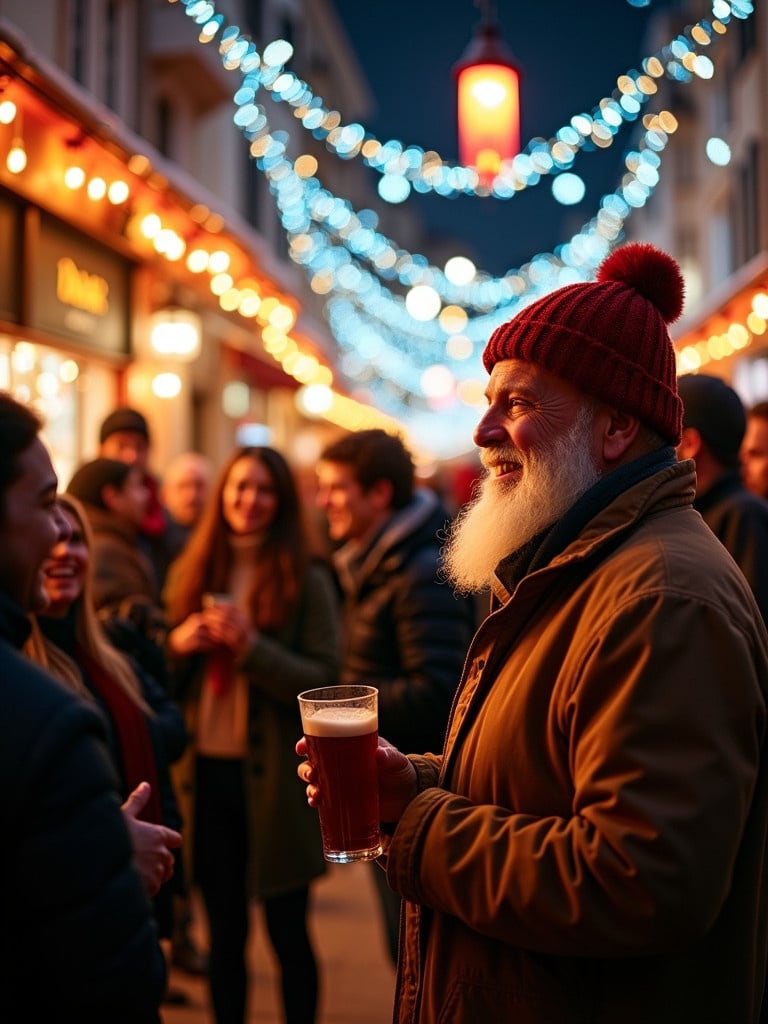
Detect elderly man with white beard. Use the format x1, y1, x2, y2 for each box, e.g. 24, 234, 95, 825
298, 243, 768, 1024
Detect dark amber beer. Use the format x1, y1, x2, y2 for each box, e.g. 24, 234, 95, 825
298, 686, 383, 863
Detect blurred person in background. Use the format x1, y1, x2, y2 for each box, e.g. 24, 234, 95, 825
67, 456, 160, 617
164, 445, 340, 1024
742, 400, 768, 500
161, 450, 215, 565
98, 406, 173, 580
678, 374, 768, 625
0, 392, 166, 1022
315, 428, 476, 964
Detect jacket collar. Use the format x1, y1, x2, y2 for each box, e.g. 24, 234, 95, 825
492, 451, 694, 604
333, 488, 443, 594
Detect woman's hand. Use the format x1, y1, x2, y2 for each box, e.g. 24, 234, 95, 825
121, 782, 183, 897
167, 613, 215, 656
203, 604, 254, 657
296, 736, 418, 826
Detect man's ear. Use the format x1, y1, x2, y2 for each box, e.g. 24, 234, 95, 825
600, 408, 642, 462
677, 426, 702, 461
368, 477, 394, 511
101, 482, 120, 511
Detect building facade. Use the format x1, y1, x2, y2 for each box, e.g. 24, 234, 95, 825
0, 0, 402, 484
627, 1, 768, 405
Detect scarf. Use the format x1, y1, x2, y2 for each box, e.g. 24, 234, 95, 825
76, 644, 163, 824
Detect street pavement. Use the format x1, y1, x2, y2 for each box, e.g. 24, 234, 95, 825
161, 861, 397, 1024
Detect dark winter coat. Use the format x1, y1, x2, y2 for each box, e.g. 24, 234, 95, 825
0, 593, 166, 1023
333, 488, 475, 754
694, 466, 768, 626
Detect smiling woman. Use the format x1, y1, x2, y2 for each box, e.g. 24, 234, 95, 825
162, 445, 341, 1024
41, 501, 89, 615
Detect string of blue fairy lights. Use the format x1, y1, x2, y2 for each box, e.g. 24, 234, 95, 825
171, 0, 753, 429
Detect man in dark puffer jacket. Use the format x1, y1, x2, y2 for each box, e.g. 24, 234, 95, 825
0, 392, 166, 1023
316, 428, 476, 962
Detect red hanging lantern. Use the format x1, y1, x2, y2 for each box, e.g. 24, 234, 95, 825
453, 6, 521, 186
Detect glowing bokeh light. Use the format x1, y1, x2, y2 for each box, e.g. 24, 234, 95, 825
444, 256, 477, 286
405, 285, 441, 322
420, 364, 455, 399
705, 137, 731, 166
552, 172, 586, 205
152, 372, 182, 399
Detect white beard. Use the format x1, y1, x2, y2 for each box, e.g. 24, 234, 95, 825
442, 403, 602, 594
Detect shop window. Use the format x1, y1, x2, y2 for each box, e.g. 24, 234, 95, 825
279, 15, 294, 54
244, 150, 261, 231
674, 139, 696, 188
734, 14, 756, 66
676, 226, 702, 311
709, 204, 733, 288
0, 338, 90, 487
65, 0, 138, 124
69, 0, 88, 86
157, 97, 173, 159
738, 141, 761, 265
710, 65, 732, 138
104, 0, 119, 111
243, 0, 263, 39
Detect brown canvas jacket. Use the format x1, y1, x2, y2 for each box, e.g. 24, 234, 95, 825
387, 458, 768, 1023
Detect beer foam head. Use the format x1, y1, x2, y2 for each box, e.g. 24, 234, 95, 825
301, 705, 377, 737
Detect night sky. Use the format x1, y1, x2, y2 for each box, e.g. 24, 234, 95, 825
330, 0, 681, 277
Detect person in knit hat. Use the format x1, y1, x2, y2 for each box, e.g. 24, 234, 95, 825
98, 406, 174, 590
298, 242, 768, 1023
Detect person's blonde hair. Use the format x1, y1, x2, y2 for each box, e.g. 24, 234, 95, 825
25, 493, 151, 715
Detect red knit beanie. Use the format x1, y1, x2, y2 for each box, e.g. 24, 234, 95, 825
482, 242, 685, 444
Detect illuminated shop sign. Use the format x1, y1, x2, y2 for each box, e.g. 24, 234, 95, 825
56, 257, 109, 316
30, 212, 131, 355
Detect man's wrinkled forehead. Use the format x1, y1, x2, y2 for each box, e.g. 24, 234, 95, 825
485, 357, 580, 402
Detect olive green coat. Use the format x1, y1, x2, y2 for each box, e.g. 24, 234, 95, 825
169, 562, 340, 898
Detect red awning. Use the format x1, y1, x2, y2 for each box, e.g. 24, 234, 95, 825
225, 346, 300, 391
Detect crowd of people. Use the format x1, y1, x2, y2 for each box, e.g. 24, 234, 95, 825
4, 240, 768, 1024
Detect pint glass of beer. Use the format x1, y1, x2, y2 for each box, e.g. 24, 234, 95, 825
297, 684, 383, 863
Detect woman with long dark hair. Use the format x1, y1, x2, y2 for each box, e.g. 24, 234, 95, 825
164, 446, 340, 1024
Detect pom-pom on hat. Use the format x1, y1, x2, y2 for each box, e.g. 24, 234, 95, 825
482, 242, 685, 445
